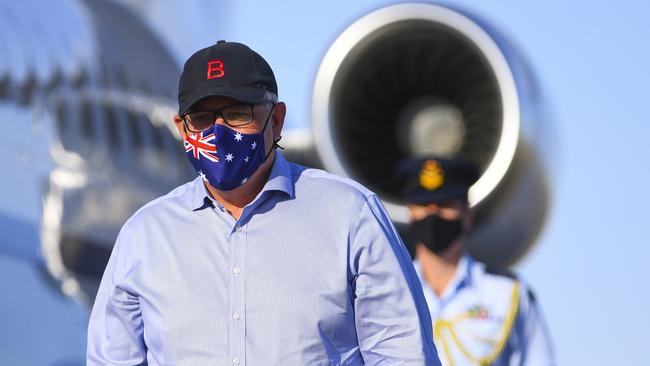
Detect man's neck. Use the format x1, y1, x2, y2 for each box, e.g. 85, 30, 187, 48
417, 241, 464, 298
205, 152, 276, 220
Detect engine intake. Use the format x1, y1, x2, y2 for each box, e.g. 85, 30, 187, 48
311, 4, 550, 266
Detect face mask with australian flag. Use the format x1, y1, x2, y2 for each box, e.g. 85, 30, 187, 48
184, 120, 271, 191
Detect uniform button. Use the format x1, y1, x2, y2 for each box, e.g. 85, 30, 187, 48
233, 357, 240, 365
233, 266, 241, 275
235, 225, 242, 232
233, 312, 240, 321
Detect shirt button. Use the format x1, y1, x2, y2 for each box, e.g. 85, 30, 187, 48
233, 357, 240, 365
233, 312, 240, 321
233, 266, 241, 275
235, 225, 242, 232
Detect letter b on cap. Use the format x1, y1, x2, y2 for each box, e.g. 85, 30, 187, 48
207, 60, 224, 79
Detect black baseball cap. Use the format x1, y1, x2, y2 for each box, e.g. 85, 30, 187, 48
396, 156, 480, 204
177, 40, 278, 115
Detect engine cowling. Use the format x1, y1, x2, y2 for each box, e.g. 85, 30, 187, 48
310, 3, 551, 267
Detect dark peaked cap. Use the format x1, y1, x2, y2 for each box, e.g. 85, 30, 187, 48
178, 40, 277, 115
396, 156, 480, 205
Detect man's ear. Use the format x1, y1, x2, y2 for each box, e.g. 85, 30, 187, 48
173, 114, 187, 139
271, 102, 286, 140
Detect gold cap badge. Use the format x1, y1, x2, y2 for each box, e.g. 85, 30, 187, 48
419, 160, 444, 191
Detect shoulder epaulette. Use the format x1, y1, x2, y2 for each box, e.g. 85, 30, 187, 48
526, 287, 537, 303
485, 266, 538, 303
484, 266, 518, 280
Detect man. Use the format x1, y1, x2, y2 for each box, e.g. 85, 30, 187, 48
396, 156, 556, 366
87, 41, 440, 365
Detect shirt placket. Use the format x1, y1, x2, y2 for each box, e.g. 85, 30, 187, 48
229, 221, 247, 366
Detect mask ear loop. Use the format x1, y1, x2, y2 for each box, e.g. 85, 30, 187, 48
260, 103, 278, 162
259, 102, 275, 133
263, 104, 285, 150
273, 136, 284, 150
181, 116, 194, 138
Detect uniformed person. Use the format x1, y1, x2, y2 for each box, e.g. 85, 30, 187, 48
397, 156, 557, 366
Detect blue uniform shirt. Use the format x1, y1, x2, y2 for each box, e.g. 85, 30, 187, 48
87, 152, 440, 365
414, 255, 556, 366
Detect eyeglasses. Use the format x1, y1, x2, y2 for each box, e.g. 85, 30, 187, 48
182, 102, 272, 133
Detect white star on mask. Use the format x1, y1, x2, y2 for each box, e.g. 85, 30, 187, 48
251, 141, 257, 149
198, 170, 208, 182
225, 153, 234, 162
234, 132, 243, 141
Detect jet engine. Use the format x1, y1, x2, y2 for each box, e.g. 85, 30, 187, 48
308, 3, 551, 267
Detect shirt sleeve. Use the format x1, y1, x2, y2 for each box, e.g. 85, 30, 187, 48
86, 220, 147, 365
518, 282, 557, 366
350, 194, 441, 365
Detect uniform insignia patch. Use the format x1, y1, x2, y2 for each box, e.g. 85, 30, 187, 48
419, 159, 444, 191
466, 305, 489, 320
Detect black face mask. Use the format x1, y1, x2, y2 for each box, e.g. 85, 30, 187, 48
410, 214, 464, 254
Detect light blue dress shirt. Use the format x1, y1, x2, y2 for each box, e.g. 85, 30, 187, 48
87, 152, 440, 365
414, 255, 556, 366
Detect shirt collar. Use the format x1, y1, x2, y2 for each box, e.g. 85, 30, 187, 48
191, 176, 213, 211
414, 252, 475, 300
260, 151, 294, 198
443, 253, 473, 297
191, 151, 295, 211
